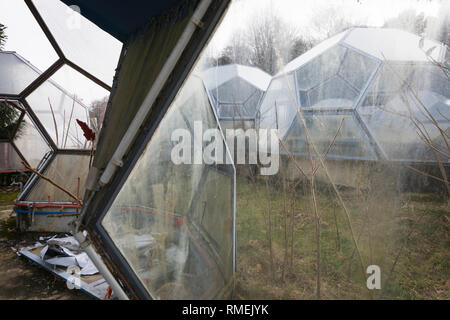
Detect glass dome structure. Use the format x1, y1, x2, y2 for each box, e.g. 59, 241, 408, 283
203, 64, 271, 130
258, 27, 449, 163
0, 0, 121, 232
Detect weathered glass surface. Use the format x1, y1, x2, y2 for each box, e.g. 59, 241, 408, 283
101, 76, 235, 299
27, 154, 90, 202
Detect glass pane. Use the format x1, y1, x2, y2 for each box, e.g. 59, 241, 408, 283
338, 49, 378, 91
0, 0, 58, 72
308, 75, 359, 109
13, 114, 52, 169
295, 45, 347, 91
32, 0, 122, 85
101, 76, 234, 299
258, 74, 298, 139
218, 103, 245, 118
50, 65, 111, 110
25, 68, 97, 150
0, 52, 40, 95
285, 114, 375, 160
360, 63, 450, 161
0, 101, 22, 140
0, 142, 25, 172
190, 168, 234, 282
212, 78, 257, 104
26, 154, 90, 202
242, 89, 263, 117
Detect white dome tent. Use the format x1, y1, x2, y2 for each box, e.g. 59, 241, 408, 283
258, 27, 449, 163
203, 64, 271, 130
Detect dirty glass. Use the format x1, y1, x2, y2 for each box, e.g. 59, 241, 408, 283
32, 0, 122, 85
285, 114, 375, 160
308, 75, 359, 109
26, 154, 90, 202
25, 73, 92, 150
295, 45, 347, 91
360, 63, 450, 161
13, 114, 52, 169
0, 142, 25, 172
0, 52, 40, 95
338, 49, 378, 91
212, 78, 257, 104
0, 101, 22, 140
101, 76, 234, 299
258, 74, 297, 139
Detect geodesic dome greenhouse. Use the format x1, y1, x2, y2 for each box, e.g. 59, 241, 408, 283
258, 27, 450, 163
1, 0, 120, 232
203, 64, 271, 130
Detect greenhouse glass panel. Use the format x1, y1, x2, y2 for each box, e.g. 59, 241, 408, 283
295, 45, 347, 91
0, 1, 58, 71
0, 53, 40, 95
101, 76, 234, 300
25, 75, 92, 150
0, 101, 22, 140
307, 75, 359, 109
284, 114, 375, 160
212, 78, 257, 104
26, 154, 90, 202
360, 63, 450, 161
0, 142, 25, 172
242, 90, 264, 117
258, 74, 297, 139
32, 0, 122, 85
13, 114, 52, 169
338, 49, 378, 91
50, 65, 111, 107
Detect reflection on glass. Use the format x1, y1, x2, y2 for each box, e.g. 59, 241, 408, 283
102, 76, 234, 299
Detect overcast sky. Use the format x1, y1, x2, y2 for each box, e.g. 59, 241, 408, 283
0, 0, 445, 105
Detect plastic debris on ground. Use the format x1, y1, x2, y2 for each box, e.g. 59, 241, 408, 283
16, 233, 113, 300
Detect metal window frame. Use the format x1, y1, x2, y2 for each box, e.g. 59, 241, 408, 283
1, 1, 114, 203
80, 0, 234, 300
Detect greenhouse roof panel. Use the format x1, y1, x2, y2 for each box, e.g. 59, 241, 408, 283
281, 30, 349, 75
202, 64, 271, 92
343, 28, 444, 62
0, 52, 41, 95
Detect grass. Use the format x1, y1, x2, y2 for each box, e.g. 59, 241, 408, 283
235, 172, 449, 300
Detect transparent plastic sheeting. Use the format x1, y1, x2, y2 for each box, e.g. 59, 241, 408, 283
13, 114, 52, 169
0, 52, 40, 95
27, 154, 90, 202
0, 142, 26, 172
32, 0, 122, 86
102, 76, 234, 299
258, 27, 449, 162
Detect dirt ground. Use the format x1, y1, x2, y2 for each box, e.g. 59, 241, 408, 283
0, 192, 91, 300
